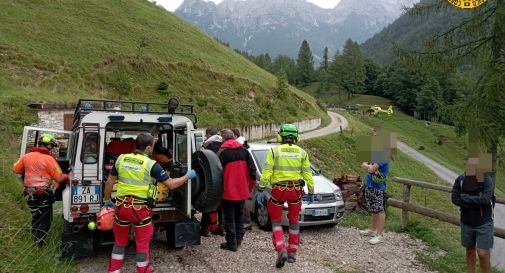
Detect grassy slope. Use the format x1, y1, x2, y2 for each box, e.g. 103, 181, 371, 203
300, 112, 502, 273
0, 0, 326, 127
0, 1, 326, 272
343, 95, 504, 196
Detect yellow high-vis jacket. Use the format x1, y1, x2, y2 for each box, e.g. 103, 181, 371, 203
260, 143, 314, 194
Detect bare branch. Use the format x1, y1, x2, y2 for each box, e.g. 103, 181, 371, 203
432, 6, 496, 42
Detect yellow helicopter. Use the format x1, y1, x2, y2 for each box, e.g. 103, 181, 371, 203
359, 105, 394, 116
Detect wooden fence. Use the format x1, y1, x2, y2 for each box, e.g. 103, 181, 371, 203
387, 177, 505, 239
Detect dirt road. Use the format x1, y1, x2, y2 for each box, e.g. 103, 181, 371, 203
79, 225, 434, 273
299, 111, 349, 140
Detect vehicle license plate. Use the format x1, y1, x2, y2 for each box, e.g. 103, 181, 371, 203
312, 208, 329, 217
72, 186, 100, 204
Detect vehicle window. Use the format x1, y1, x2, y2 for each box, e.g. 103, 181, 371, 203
252, 150, 268, 172
252, 149, 318, 175
82, 132, 99, 164
175, 130, 188, 163
24, 129, 71, 160
194, 133, 204, 151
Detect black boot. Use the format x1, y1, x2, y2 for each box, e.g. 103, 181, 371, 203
220, 242, 237, 252
287, 253, 296, 263
276, 249, 288, 268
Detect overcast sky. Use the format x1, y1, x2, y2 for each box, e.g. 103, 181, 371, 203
159, 0, 342, 11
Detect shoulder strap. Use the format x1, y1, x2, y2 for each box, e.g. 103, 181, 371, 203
217, 148, 227, 157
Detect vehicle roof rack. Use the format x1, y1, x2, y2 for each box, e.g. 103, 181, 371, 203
72, 98, 197, 129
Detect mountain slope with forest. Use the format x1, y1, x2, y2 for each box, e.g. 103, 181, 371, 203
361, 0, 468, 63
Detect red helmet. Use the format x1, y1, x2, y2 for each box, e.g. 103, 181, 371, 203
96, 206, 115, 231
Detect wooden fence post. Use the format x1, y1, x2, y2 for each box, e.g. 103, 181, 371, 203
402, 184, 411, 228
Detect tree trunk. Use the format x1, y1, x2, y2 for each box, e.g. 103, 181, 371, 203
489, 0, 504, 184
490, 142, 498, 183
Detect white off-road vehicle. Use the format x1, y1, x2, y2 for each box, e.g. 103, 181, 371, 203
20, 99, 223, 258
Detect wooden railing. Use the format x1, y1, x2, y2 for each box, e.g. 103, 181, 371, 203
388, 177, 505, 239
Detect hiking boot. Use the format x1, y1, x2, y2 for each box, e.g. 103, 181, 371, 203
220, 242, 238, 252
287, 253, 296, 263
359, 229, 376, 237
369, 235, 384, 245
275, 249, 288, 268
200, 229, 211, 237
243, 222, 252, 230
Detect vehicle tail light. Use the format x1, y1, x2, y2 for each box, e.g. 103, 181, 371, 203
71, 206, 78, 213
80, 204, 89, 214
72, 178, 79, 185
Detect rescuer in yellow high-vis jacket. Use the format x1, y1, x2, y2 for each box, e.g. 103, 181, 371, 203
257, 123, 314, 268
103, 133, 196, 273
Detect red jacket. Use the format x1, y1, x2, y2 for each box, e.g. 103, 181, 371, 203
218, 139, 257, 201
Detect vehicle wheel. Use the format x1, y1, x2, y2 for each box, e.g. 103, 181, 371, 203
191, 150, 223, 213
255, 203, 272, 231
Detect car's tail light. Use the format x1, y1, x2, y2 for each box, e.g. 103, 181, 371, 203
71, 206, 78, 213
80, 204, 89, 214
72, 178, 79, 185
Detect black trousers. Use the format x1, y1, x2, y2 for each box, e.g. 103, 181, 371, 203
26, 191, 54, 247
222, 199, 245, 247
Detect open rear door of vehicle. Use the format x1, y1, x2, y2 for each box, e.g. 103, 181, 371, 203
20, 126, 73, 200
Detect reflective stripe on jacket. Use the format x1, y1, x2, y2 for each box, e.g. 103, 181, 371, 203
12, 149, 64, 188
260, 144, 314, 194
115, 153, 156, 199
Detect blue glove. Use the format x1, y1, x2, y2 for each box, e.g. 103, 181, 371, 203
104, 200, 115, 209
307, 194, 315, 205
186, 169, 197, 180
256, 192, 267, 206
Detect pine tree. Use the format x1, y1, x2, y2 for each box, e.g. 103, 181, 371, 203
404, 0, 505, 180
321, 47, 329, 71
296, 40, 315, 86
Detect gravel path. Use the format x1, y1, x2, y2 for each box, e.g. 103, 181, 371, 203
78, 223, 434, 273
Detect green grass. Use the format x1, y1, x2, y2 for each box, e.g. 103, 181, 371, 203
299, 83, 350, 106
0, 97, 76, 273
0, 0, 326, 128
300, 115, 502, 273
343, 95, 504, 196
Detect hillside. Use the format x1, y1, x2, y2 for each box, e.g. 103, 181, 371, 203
0, 0, 325, 128
0, 1, 326, 272
335, 95, 504, 196
360, 0, 468, 63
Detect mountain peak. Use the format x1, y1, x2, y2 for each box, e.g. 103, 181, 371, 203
175, 0, 420, 57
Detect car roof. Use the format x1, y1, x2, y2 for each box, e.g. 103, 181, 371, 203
248, 142, 280, 151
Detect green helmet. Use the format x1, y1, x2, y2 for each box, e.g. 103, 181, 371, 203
279, 123, 299, 138
39, 134, 57, 147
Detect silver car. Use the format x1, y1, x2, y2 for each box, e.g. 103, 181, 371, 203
245, 143, 345, 230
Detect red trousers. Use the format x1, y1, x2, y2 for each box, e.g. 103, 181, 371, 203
108, 204, 153, 273
267, 185, 302, 254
